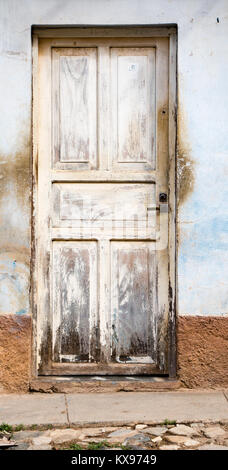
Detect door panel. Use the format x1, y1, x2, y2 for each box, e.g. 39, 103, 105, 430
52, 241, 98, 363
111, 242, 156, 364
37, 36, 170, 375
52, 48, 97, 169
52, 183, 156, 238
111, 48, 156, 169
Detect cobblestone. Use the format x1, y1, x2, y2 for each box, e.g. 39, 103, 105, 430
2, 421, 228, 450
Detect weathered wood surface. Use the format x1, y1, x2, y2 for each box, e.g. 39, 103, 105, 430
53, 48, 97, 169
42, 362, 160, 376
111, 48, 155, 169
111, 242, 156, 363
52, 183, 156, 240
51, 170, 156, 182
36, 36, 171, 376
52, 242, 97, 362
34, 26, 176, 38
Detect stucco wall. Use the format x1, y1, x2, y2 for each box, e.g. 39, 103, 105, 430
0, 0, 228, 389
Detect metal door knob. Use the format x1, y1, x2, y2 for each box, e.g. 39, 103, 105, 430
159, 193, 168, 203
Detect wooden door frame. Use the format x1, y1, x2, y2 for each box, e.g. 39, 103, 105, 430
31, 25, 177, 379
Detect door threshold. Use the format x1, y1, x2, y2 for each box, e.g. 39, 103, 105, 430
30, 375, 181, 393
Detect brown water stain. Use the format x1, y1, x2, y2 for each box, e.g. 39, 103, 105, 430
0, 133, 31, 210
177, 108, 195, 206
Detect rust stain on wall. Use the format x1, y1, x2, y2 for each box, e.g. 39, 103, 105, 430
177, 108, 195, 206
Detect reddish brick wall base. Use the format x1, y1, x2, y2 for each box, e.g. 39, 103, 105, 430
178, 316, 228, 388
0, 315, 32, 392
1, 314, 228, 391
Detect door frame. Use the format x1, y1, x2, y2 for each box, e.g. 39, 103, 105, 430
31, 25, 177, 379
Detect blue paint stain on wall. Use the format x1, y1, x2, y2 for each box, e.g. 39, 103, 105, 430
16, 308, 27, 315
179, 210, 228, 314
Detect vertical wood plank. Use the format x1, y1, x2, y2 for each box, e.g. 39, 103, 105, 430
155, 38, 169, 372
99, 240, 111, 362
32, 33, 39, 377
37, 39, 52, 372
52, 48, 60, 166
98, 46, 110, 170
168, 32, 177, 377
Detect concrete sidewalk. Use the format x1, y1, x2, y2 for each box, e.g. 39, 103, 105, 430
0, 391, 228, 427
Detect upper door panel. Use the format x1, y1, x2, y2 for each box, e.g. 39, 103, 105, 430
111, 48, 156, 170
52, 48, 97, 170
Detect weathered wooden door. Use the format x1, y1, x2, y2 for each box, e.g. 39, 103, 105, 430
36, 33, 174, 376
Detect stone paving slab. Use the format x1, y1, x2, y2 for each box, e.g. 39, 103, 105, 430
0, 391, 228, 427
0, 394, 67, 426
66, 391, 228, 426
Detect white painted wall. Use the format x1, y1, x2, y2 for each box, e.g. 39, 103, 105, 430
0, 0, 228, 316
